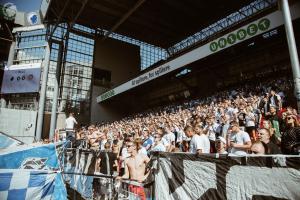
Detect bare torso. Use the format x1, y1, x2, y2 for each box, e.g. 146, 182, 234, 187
126, 154, 147, 182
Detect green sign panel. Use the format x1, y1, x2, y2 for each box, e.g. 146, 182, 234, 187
247, 24, 258, 36
227, 34, 236, 45
210, 42, 218, 52
209, 18, 270, 52
101, 89, 115, 101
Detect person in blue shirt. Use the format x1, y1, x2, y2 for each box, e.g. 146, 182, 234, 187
142, 129, 153, 151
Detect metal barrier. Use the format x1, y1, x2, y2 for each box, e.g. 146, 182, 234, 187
117, 179, 154, 200
92, 176, 154, 200
93, 175, 116, 200
62, 147, 155, 200
56, 129, 89, 149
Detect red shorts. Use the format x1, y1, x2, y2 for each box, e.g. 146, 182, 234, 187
128, 184, 146, 200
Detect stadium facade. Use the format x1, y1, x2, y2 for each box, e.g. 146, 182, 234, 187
0, 0, 299, 143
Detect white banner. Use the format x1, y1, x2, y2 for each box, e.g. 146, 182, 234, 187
97, 2, 300, 103
153, 153, 300, 200
1, 63, 41, 94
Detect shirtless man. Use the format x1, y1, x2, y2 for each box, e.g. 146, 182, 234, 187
118, 140, 150, 200
122, 140, 150, 182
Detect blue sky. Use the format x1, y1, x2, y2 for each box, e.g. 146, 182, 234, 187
0, 0, 42, 12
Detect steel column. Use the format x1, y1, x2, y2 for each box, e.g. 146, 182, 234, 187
49, 40, 64, 140
35, 43, 51, 141
281, 0, 300, 112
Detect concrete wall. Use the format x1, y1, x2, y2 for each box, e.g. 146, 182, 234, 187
42, 112, 66, 139
94, 37, 140, 86
0, 108, 37, 144
91, 37, 141, 122
90, 85, 123, 123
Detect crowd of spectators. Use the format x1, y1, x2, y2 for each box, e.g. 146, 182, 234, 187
59, 76, 300, 176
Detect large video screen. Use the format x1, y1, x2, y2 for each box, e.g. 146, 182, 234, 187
0, 0, 50, 26
1, 63, 42, 94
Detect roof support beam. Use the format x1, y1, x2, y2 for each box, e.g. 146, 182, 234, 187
102, 0, 146, 41
69, 0, 90, 28
49, 0, 71, 38
5, 23, 13, 40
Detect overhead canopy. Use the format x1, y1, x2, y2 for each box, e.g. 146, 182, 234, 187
46, 0, 255, 48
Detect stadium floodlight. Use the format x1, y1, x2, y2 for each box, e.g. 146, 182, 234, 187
0, 0, 51, 27
1, 2, 17, 21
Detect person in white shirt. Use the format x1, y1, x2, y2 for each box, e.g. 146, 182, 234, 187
65, 113, 78, 145
163, 126, 176, 152
157, 127, 170, 151
228, 121, 252, 156
65, 112, 78, 131
150, 134, 166, 152
203, 116, 219, 152
194, 124, 210, 153
184, 125, 209, 154
245, 106, 256, 140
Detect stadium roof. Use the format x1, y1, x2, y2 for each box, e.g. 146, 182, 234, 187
46, 0, 255, 48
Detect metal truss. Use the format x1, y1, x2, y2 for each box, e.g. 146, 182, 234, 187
167, 0, 278, 55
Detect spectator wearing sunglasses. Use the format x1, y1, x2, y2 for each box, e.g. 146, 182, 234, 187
281, 115, 300, 154
118, 141, 150, 200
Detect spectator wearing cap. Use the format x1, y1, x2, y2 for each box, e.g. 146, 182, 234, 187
215, 137, 227, 154
228, 121, 252, 156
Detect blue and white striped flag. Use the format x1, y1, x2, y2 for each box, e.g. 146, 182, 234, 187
0, 169, 63, 200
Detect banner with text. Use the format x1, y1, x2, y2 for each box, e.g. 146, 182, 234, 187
97, 2, 300, 103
